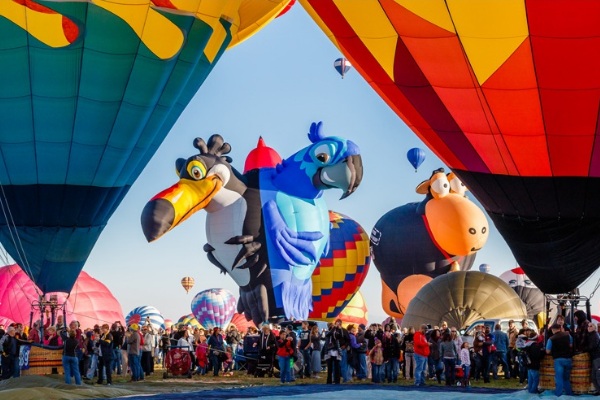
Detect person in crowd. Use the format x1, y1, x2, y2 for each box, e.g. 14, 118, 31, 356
413, 324, 430, 386
574, 310, 591, 354
428, 328, 442, 383
556, 314, 571, 333
284, 325, 299, 381
439, 331, 458, 386
324, 319, 346, 384
440, 321, 449, 335
523, 329, 545, 394
160, 329, 170, 369
459, 341, 471, 388
472, 325, 485, 381
348, 324, 367, 381
177, 328, 195, 373
226, 325, 242, 360
298, 321, 312, 379
515, 326, 531, 385
276, 330, 294, 384
309, 325, 323, 379
110, 322, 124, 376
1, 326, 19, 379
28, 321, 41, 344
507, 319, 519, 379
401, 326, 415, 380
60, 327, 82, 385
481, 325, 494, 383
126, 324, 143, 382
370, 337, 384, 383
382, 326, 401, 383
96, 323, 114, 385
207, 327, 225, 376
587, 322, 600, 395
450, 327, 462, 360
140, 324, 153, 377
546, 323, 574, 397
492, 323, 510, 379
44, 325, 63, 347
194, 333, 209, 376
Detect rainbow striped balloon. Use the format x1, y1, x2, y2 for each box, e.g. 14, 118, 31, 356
191, 288, 237, 331
176, 314, 203, 330
125, 305, 165, 331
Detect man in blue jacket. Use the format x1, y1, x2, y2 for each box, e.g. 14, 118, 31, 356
492, 324, 510, 379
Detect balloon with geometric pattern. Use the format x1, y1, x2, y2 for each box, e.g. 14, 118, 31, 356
175, 314, 203, 330
191, 288, 237, 331
325, 290, 368, 328
309, 211, 370, 320
181, 277, 195, 294
126, 305, 164, 331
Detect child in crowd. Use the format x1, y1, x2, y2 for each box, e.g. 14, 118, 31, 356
459, 341, 471, 388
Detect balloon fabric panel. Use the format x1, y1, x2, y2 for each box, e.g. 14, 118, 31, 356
0, 1, 287, 294
300, 0, 600, 294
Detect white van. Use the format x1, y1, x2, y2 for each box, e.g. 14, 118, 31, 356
461, 318, 538, 347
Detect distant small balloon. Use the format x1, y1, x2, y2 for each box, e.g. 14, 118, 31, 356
479, 264, 491, 273
407, 148, 426, 172
334, 57, 352, 79
181, 276, 195, 293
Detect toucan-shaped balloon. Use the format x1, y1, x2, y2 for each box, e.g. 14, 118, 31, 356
141, 122, 363, 325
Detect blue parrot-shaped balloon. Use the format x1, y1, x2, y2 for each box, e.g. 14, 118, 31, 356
141, 122, 363, 325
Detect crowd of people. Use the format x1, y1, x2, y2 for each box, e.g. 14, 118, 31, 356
1, 310, 600, 397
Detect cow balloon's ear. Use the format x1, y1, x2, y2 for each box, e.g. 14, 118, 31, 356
416, 180, 429, 194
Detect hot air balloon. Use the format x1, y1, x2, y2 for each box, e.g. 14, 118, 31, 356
309, 211, 370, 320
126, 306, 164, 331
228, 312, 257, 334
191, 288, 237, 331
300, 1, 600, 294
142, 123, 363, 325
334, 57, 352, 78
370, 169, 487, 318
0, 0, 291, 297
181, 277, 195, 294
479, 264, 492, 273
499, 267, 545, 320
407, 148, 426, 172
401, 271, 528, 330
0, 264, 123, 330
324, 290, 369, 328
176, 314, 203, 330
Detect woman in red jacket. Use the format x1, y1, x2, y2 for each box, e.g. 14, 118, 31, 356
276, 331, 294, 383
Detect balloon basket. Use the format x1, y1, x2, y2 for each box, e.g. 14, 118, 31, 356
539, 352, 593, 394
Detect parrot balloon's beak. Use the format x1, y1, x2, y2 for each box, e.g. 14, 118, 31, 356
313, 154, 363, 199
141, 176, 223, 242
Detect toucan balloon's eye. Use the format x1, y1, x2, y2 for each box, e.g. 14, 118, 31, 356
187, 161, 206, 180
313, 143, 335, 164
430, 176, 450, 198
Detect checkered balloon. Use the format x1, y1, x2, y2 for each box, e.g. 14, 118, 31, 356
191, 288, 237, 330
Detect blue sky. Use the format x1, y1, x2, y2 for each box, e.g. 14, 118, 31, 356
79, 4, 600, 324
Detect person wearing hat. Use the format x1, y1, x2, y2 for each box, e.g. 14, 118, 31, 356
546, 323, 574, 396
207, 327, 225, 376
507, 319, 519, 379
126, 323, 143, 382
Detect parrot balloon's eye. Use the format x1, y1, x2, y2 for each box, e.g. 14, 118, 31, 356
312, 143, 335, 164
316, 153, 330, 163
430, 175, 450, 198
187, 161, 206, 180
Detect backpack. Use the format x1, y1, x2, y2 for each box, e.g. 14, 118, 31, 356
404, 340, 414, 353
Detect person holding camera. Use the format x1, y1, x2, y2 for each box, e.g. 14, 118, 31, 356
324, 319, 348, 384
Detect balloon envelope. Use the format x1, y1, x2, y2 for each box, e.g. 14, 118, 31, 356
181, 277, 195, 294
191, 288, 237, 331
407, 148, 426, 171
176, 314, 203, 330
300, 0, 600, 294
401, 271, 527, 329
228, 312, 257, 334
324, 290, 368, 328
310, 211, 370, 320
479, 264, 491, 273
0, 264, 123, 329
126, 306, 164, 331
499, 267, 545, 319
0, 1, 289, 294
334, 57, 352, 78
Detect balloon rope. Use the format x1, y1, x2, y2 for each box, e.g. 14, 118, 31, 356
0, 182, 39, 296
